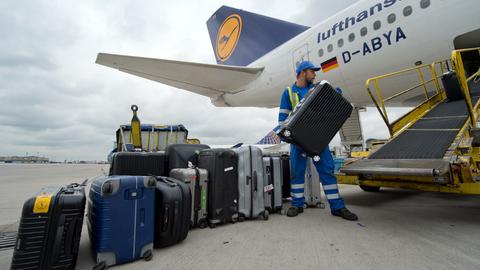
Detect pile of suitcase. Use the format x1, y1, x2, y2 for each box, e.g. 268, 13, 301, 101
10, 144, 304, 270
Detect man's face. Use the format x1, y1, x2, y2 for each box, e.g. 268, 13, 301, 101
303, 69, 316, 84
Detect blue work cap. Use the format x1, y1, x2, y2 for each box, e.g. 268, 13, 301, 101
296, 60, 321, 75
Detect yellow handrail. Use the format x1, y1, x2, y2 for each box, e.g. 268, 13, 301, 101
365, 60, 449, 136
451, 47, 480, 128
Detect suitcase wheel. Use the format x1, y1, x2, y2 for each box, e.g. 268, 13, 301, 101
208, 223, 217, 229
143, 250, 153, 261
238, 216, 245, 222
316, 202, 325, 209
262, 211, 269, 221
93, 261, 107, 270
199, 220, 208, 229
282, 129, 291, 138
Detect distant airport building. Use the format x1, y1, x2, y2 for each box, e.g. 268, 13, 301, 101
0, 156, 49, 163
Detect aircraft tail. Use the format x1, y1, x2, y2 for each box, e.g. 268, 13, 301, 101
207, 6, 309, 66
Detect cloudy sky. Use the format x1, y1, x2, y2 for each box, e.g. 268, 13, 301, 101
1, 0, 409, 162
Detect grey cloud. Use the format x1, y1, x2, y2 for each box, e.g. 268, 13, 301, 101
0, 1, 386, 161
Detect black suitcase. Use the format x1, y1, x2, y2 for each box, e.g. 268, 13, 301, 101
198, 148, 239, 228
279, 155, 291, 199
441, 71, 464, 101
166, 143, 210, 171
11, 183, 86, 270
154, 176, 191, 248
109, 151, 166, 176
278, 81, 353, 159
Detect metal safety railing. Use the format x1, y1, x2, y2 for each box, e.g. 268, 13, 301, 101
366, 60, 450, 136
451, 47, 480, 128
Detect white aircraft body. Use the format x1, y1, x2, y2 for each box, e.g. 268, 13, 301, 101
96, 0, 480, 109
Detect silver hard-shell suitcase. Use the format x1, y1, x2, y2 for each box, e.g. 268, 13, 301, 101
169, 168, 208, 228
304, 158, 325, 208
234, 146, 269, 221
262, 156, 283, 213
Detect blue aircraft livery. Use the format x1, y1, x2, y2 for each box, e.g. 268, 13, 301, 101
317, 0, 401, 44
207, 6, 309, 66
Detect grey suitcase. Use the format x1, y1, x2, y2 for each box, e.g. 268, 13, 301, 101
304, 158, 325, 208
169, 168, 208, 228
234, 146, 269, 221
263, 156, 283, 213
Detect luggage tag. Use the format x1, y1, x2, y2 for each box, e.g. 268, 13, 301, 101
33, 192, 53, 214
264, 184, 274, 193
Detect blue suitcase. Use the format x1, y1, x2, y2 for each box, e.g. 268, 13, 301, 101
87, 175, 157, 269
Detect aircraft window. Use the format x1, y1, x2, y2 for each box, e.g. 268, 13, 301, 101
338, 38, 344, 48
373, 20, 381, 30
420, 0, 430, 9
327, 44, 333, 52
318, 49, 324, 57
348, 33, 355, 42
403, 5, 413, 16
387, 13, 396, 24
360, 27, 368, 37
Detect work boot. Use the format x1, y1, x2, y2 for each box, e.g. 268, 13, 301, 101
331, 208, 358, 221
286, 206, 304, 217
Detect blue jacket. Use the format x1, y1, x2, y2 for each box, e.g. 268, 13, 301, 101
278, 83, 313, 125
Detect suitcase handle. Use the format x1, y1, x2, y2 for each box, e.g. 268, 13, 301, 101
194, 168, 201, 211
253, 171, 258, 192
159, 177, 178, 187
64, 216, 79, 256
51, 214, 66, 261
162, 206, 170, 232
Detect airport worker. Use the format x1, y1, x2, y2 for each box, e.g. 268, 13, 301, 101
278, 60, 358, 220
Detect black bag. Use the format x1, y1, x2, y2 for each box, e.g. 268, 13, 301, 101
278, 81, 353, 159
154, 177, 191, 248
166, 144, 210, 171
198, 148, 239, 228
109, 151, 166, 176
441, 71, 464, 101
11, 184, 86, 270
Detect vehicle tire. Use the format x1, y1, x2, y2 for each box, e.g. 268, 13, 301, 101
360, 185, 381, 192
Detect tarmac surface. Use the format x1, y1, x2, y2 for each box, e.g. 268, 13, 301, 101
1, 164, 480, 270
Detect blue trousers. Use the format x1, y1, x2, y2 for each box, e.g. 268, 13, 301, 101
290, 145, 345, 211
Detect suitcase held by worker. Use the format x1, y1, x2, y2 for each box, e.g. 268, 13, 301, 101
277, 81, 353, 160
441, 71, 464, 101
154, 176, 192, 248
304, 158, 324, 208
198, 148, 239, 228
109, 151, 166, 176
263, 156, 283, 213
233, 146, 269, 221
166, 143, 210, 170
11, 183, 86, 270
88, 175, 156, 268
169, 168, 208, 228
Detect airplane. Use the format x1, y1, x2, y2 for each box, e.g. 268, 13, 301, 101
96, 0, 480, 147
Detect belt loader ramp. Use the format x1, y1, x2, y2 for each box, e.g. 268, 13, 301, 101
338, 48, 480, 194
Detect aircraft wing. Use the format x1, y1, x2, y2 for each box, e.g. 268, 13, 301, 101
96, 53, 264, 98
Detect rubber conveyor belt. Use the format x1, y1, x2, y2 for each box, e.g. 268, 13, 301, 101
370, 82, 480, 160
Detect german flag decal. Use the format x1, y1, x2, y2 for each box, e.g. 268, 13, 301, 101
320, 57, 339, 73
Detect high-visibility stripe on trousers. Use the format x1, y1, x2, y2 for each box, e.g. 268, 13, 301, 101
290, 144, 345, 211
